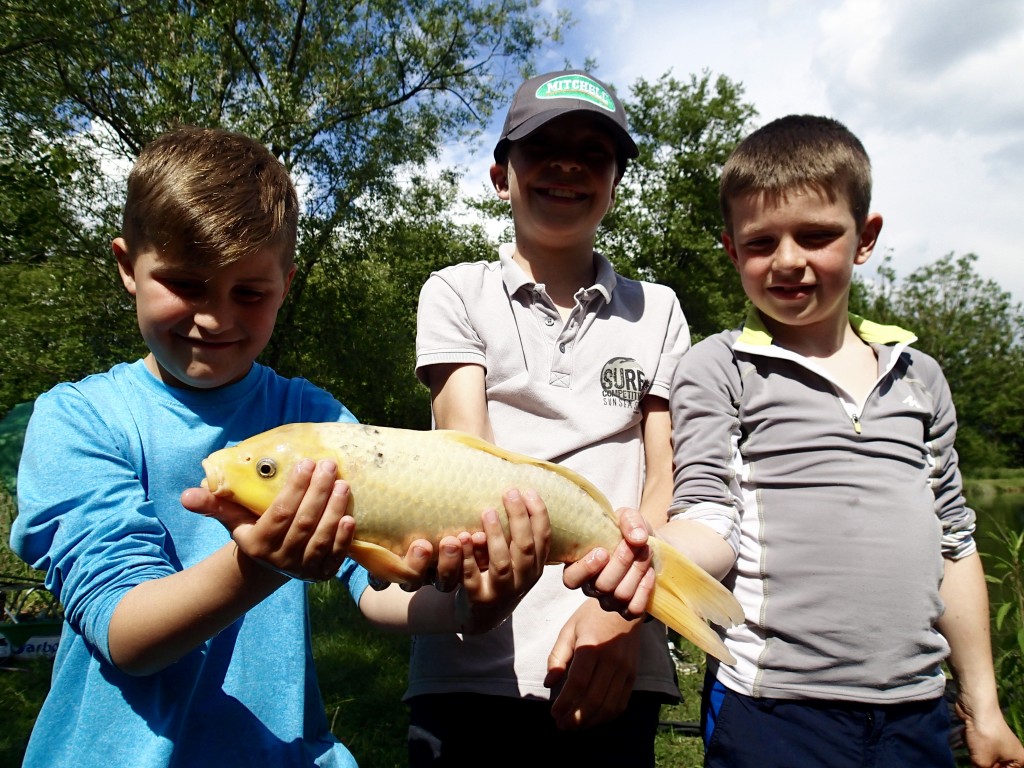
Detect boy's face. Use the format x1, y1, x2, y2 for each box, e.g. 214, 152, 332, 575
491, 112, 619, 250
113, 238, 296, 390
722, 187, 882, 341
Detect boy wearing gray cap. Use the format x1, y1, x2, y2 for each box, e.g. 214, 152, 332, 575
410, 71, 692, 765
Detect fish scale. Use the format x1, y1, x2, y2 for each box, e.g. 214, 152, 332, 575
201, 421, 744, 664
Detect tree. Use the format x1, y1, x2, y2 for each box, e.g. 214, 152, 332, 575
853, 253, 1024, 468
600, 71, 757, 339
276, 170, 495, 428
0, 0, 563, 418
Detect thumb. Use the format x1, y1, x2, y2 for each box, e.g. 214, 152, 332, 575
544, 620, 577, 689
181, 487, 258, 532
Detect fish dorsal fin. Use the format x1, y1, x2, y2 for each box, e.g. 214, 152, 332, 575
436, 430, 615, 518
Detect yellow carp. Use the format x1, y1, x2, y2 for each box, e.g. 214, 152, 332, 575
201, 422, 742, 663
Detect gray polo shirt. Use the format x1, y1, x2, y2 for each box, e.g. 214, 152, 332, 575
409, 244, 689, 701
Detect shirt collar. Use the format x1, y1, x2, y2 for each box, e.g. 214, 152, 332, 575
737, 306, 917, 347
499, 243, 617, 302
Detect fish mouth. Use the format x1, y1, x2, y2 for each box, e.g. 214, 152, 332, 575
201, 459, 223, 495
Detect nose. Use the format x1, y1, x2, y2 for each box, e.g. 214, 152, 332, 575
772, 238, 807, 271
192, 297, 232, 333
549, 148, 582, 173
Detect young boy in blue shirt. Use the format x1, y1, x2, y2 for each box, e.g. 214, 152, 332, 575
660, 114, 1024, 768
10, 126, 647, 767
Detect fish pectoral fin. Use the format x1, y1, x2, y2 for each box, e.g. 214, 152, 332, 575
348, 540, 423, 585
648, 538, 745, 666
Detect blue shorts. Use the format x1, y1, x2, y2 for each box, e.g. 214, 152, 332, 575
702, 677, 955, 768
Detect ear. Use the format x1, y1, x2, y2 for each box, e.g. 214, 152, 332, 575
490, 162, 510, 201
854, 213, 883, 265
722, 231, 740, 270
112, 238, 137, 296
281, 264, 297, 300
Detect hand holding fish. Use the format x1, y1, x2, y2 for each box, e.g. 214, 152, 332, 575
561, 507, 656, 621
183, 457, 364, 583
448, 488, 551, 634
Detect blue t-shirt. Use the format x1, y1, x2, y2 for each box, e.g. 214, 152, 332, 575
11, 360, 369, 767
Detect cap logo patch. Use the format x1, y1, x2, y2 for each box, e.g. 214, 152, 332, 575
535, 75, 616, 113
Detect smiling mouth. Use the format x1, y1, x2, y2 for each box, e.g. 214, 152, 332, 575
769, 285, 813, 297
541, 187, 585, 200
187, 337, 240, 348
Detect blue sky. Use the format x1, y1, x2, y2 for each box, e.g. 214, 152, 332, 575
444, 0, 1024, 303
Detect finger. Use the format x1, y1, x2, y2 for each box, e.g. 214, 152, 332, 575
622, 565, 656, 618
481, 508, 511, 580
459, 531, 484, 596
561, 547, 610, 591
398, 540, 435, 591
550, 650, 598, 730
502, 489, 534, 566
323, 480, 354, 552
433, 536, 463, 592
544, 622, 576, 690
519, 488, 551, 565
286, 459, 342, 561
591, 538, 651, 598
470, 531, 489, 572
180, 487, 258, 532
251, 458, 317, 554
284, 461, 351, 578
616, 506, 650, 547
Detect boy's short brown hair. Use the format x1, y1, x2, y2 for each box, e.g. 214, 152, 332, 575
720, 115, 872, 234
121, 126, 298, 269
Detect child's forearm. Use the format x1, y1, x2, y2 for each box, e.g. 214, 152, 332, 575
656, 518, 736, 581
936, 551, 1002, 716
108, 543, 286, 675
359, 584, 509, 635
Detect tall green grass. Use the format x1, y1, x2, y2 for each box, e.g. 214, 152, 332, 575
982, 522, 1024, 736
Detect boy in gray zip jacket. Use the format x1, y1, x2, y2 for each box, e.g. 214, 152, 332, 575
660, 114, 1023, 768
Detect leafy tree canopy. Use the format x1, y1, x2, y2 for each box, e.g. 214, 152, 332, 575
0, 0, 563, 416
852, 253, 1024, 469
601, 70, 757, 340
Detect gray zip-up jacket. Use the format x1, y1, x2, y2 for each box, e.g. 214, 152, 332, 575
669, 310, 976, 703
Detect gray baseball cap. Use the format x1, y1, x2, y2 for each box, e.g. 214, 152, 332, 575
493, 70, 638, 163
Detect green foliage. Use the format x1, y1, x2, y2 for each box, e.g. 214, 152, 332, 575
0, 0, 560, 413
270, 171, 495, 427
601, 71, 757, 340
852, 253, 1024, 469
0, 658, 51, 766
0, 255, 144, 414
982, 521, 1024, 736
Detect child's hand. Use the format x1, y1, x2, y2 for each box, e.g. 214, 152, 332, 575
182, 458, 356, 582
561, 507, 655, 620
452, 488, 550, 633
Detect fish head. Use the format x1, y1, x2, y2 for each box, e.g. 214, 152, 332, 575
201, 423, 323, 515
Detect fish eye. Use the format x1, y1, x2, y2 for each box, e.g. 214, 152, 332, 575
255, 458, 277, 478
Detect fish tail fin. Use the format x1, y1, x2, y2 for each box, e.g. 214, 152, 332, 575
648, 538, 743, 665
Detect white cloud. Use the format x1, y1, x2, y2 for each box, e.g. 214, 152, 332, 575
544, 0, 1024, 302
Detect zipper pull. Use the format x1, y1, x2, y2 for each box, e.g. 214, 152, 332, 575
851, 413, 862, 434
